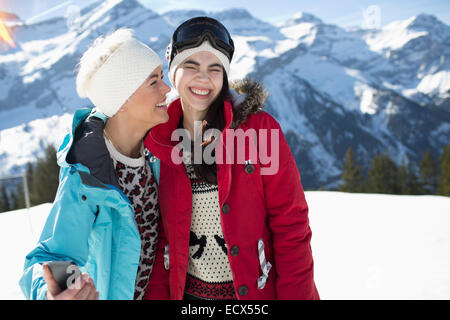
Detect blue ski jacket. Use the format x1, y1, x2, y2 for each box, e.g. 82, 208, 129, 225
19, 108, 160, 300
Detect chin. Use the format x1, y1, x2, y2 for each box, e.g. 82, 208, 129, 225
156, 114, 170, 125
191, 101, 213, 113
161, 115, 170, 124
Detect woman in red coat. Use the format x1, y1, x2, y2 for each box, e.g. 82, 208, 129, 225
144, 16, 319, 300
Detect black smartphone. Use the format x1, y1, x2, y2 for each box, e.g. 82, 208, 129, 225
46, 261, 81, 291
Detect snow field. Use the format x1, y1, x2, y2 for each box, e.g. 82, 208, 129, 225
1, 192, 449, 299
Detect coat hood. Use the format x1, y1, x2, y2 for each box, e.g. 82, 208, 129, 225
230, 78, 268, 129
56, 108, 120, 189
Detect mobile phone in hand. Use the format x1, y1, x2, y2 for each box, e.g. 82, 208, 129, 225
47, 261, 81, 291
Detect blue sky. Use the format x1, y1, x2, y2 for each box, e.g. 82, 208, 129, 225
1, 0, 449, 27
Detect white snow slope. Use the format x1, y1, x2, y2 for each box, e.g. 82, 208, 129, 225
1, 191, 449, 300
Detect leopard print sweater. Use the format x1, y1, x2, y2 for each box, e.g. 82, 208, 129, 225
104, 137, 159, 300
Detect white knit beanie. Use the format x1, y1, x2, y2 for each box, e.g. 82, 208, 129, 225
168, 40, 230, 87
77, 31, 162, 117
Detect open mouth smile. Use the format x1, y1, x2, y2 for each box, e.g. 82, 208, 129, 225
189, 87, 211, 97
155, 100, 167, 109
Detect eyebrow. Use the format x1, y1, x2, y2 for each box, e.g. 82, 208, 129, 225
146, 73, 161, 82
209, 63, 223, 69
184, 60, 222, 69
184, 60, 200, 66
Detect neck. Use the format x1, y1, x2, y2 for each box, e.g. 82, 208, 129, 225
104, 115, 147, 158
182, 105, 208, 140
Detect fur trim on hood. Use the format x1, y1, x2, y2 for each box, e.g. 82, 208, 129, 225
230, 78, 268, 129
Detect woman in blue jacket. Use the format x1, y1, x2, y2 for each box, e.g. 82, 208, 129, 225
19, 28, 170, 300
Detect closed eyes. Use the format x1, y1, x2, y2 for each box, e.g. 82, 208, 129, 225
149, 74, 164, 86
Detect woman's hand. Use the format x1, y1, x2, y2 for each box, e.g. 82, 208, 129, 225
42, 263, 99, 300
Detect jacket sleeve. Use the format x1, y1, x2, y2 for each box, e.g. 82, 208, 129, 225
143, 220, 170, 300
259, 114, 319, 300
19, 169, 97, 300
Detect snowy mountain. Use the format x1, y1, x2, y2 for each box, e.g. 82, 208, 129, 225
2, 192, 450, 299
364, 14, 450, 108
0, 0, 449, 188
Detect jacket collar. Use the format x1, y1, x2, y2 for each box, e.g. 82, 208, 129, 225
57, 108, 105, 168
229, 79, 267, 129
57, 108, 123, 189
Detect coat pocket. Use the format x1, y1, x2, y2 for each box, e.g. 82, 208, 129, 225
164, 244, 170, 270
257, 238, 272, 289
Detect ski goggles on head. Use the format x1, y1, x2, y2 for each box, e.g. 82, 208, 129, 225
167, 16, 235, 64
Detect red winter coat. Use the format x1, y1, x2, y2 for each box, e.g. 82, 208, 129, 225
143, 81, 319, 300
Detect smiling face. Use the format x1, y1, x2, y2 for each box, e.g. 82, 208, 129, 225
122, 65, 171, 129
174, 51, 224, 120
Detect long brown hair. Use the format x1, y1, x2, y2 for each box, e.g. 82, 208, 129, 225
190, 72, 229, 185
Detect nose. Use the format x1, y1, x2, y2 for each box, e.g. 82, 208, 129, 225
161, 80, 171, 94
197, 69, 210, 81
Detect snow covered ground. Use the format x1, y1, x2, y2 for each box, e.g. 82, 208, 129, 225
308, 192, 450, 299
0, 203, 50, 300
1, 191, 449, 300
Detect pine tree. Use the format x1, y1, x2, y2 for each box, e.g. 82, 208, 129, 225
13, 162, 34, 209
419, 150, 438, 194
29, 144, 59, 205
9, 184, 21, 210
339, 147, 365, 192
368, 153, 399, 194
437, 145, 450, 197
397, 157, 408, 194
0, 183, 10, 213
398, 156, 422, 195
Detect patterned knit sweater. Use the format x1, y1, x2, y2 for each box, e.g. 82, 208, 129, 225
104, 137, 159, 300
183, 153, 236, 300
